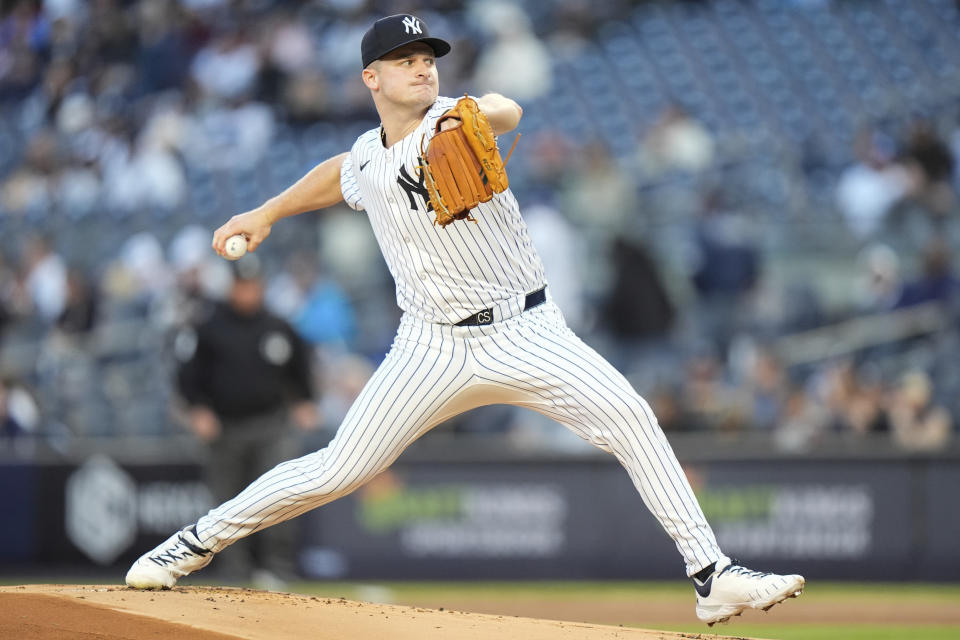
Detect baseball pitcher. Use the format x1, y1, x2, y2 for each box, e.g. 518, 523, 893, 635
125, 14, 804, 626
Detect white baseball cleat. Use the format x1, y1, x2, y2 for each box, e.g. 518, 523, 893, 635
693, 558, 804, 626
125, 525, 214, 589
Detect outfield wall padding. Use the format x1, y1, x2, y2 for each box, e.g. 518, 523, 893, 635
1, 454, 957, 580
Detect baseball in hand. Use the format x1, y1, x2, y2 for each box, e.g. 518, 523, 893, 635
224, 234, 248, 260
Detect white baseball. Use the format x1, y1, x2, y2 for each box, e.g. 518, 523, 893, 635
224, 234, 248, 260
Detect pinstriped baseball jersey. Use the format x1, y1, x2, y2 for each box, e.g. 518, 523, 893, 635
341, 96, 546, 324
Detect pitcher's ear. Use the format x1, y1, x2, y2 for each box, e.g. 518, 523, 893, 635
362, 65, 379, 90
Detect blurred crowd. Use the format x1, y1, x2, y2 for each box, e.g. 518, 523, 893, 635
2, 0, 960, 455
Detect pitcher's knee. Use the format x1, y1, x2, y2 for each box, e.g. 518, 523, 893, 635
274, 436, 405, 503
284, 458, 380, 503
597, 394, 657, 427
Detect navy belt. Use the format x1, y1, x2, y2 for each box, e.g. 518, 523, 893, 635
456, 287, 547, 327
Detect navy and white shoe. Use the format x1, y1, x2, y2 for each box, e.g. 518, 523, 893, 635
125, 525, 214, 589
693, 558, 804, 626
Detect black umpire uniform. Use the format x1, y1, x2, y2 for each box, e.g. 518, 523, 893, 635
176, 257, 316, 583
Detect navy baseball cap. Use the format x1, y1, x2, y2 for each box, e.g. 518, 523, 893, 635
361, 14, 451, 69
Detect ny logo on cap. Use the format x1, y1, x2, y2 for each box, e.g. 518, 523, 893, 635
402, 16, 422, 34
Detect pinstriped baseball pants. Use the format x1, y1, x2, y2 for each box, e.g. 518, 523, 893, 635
195, 301, 725, 576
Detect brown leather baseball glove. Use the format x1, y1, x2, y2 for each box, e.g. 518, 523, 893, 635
419, 95, 517, 227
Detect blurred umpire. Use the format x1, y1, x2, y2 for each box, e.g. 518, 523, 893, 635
175, 256, 317, 587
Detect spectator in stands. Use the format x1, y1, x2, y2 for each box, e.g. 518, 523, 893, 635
278, 66, 329, 124
679, 347, 748, 432
103, 125, 188, 212
0, 375, 39, 440
561, 140, 636, 231
816, 360, 888, 437
257, 6, 327, 121
56, 123, 102, 218
888, 370, 952, 452
175, 256, 317, 588
0, 38, 42, 102
688, 189, 760, 354
46, 6, 82, 60
189, 22, 260, 102
181, 96, 275, 171
893, 238, 960, 309
1, 129, 56, 216
134, 0, 191, 96
900, 118, 957, 221
20, 233, 67, 324
0, 1, 51, 66
22, 53, 74, 127
772, 383, 830, 452
86, 0, 138, 66
602, 235, 676, 349
739, 343, 788, 432
138, 92, 190, 154
288, 256, 356, 349
470, 1, 552, 101
56, 267, 97, 335
525, 129, 575, 193
636, 102, 715, 177
114, 232, 174, 317
835, 128, 910, 239
550, 0, 604, 42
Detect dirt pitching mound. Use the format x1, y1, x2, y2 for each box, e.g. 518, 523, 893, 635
0, 585, 765, 640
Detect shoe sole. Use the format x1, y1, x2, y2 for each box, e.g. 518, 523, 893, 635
701, 576, 805, 627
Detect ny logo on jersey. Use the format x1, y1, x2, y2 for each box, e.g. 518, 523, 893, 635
402, 16, 422, 34
397, 161, 431, 211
